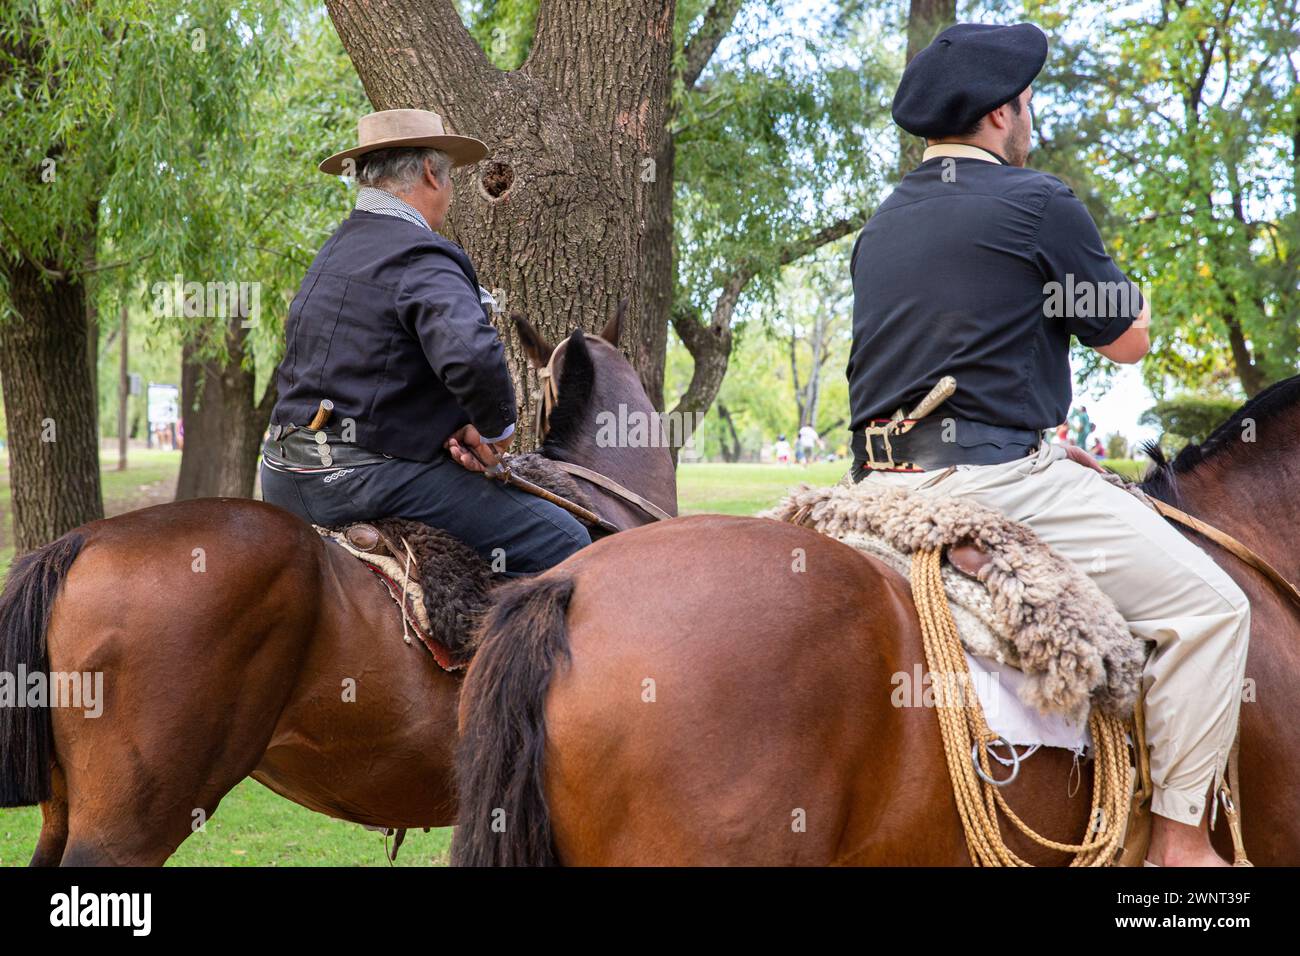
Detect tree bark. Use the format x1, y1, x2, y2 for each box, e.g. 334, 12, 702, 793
174, 318, 276, 500
715, 399, 742, 462
898, 0, 956, 174
325, 0, 677, 448
0, 256, 104, 554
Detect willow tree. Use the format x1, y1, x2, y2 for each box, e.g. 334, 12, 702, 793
325, 0, 677, 437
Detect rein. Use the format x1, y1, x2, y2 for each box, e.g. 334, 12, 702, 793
1150, 498, 1300, 613
529, 333, 671, 526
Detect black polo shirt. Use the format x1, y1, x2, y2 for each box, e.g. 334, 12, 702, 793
847, 148, 1141, 437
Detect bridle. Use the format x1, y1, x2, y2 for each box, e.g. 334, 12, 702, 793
530, 335, 673, 525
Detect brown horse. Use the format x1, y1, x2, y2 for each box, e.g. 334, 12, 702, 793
453, 376, 1300, 866
0, 316, 675, 866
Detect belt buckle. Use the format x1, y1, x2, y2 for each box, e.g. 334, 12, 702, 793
863, 419, 920, 472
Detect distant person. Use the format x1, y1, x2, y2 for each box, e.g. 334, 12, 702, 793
1069, 404, 1091, 446
773, 435, 792, 465
797, 424, 819, 468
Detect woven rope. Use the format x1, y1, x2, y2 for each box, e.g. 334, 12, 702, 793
910, 548, 1132, 866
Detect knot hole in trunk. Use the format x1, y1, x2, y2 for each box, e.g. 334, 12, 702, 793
479, 162, 514, 201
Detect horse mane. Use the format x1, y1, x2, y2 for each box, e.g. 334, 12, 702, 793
540, 328, 596, 455
1140, 373, 1300, 505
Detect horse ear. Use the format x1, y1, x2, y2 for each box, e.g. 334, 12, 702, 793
513, 314, 555, 369
599, 299, 627, 347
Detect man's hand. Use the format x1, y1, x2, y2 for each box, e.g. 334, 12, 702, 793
444, 424, 513, 472
1063, 443, 1106, 473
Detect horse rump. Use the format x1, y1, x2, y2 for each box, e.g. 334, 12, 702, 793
451, 572, 575, 866
0, 532, 84, 807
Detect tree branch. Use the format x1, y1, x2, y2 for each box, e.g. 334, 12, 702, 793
680, 0, 745, 91
666, 209, 867, 453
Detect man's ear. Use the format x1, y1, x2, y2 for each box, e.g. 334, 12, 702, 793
600, 298, 627, 347
513, 314, 555, 368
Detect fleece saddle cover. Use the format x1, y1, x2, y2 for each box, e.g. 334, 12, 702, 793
313, 453, 598, 673
765, 481, 1148, 724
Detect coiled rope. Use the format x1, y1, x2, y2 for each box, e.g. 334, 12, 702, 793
910, 547, 1132, 866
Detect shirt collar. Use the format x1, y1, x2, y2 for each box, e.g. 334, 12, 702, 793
354, 185, 432, 231
921, 143, 1007, 165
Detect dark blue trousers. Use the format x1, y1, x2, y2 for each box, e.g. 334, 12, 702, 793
260, 451, 591, 577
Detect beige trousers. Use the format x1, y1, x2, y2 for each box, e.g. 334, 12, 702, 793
861, 441, 1251, 825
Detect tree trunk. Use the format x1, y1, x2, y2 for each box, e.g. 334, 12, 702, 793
716, 399, 742, 462
325, 0, 677, 448
117, 304, 129, 471
638, 131, 676, 410
0, 257, 104, 554
174, 319, 276, 500
1225, 315, 1266, 397
898, 0, 957, 174
639, 0, 746, 410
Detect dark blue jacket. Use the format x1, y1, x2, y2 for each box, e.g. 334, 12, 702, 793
272, 211, 517, 461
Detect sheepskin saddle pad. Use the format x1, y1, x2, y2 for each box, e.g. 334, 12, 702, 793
314, 453, 596, 673
765, 481, 1148, 724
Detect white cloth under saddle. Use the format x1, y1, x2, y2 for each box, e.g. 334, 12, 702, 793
846, 532, 1090, 753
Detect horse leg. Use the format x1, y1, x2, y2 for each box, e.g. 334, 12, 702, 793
28, 764, 68, 867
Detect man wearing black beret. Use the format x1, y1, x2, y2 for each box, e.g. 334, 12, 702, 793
847, 22, 1250, 867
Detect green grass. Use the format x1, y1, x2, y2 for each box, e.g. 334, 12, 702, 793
0, 452, 1150, 866
677, 460, 849, 515
0, 780, 452, 867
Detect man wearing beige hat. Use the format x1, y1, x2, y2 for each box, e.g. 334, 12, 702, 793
261, 109, 591, 575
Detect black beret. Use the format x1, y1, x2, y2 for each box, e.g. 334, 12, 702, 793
891, 23, 1048, 138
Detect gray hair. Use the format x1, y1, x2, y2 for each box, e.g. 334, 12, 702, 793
356, 147, 452, 190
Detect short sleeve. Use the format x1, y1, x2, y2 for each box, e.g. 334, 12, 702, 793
1035, 185, 1143, 347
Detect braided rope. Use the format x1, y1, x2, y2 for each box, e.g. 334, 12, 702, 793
910, 548, 1132, 866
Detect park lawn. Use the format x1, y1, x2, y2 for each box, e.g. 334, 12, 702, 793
0, 779, 452, 867
0, 452, 1153, 866
677, 460, 849, 514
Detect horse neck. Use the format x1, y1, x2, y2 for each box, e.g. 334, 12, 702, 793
1171, 421, 1300, 587
547, 354, 678, 531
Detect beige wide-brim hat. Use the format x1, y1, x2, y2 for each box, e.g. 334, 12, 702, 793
319, 108, 489, 176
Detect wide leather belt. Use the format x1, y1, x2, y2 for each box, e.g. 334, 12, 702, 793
851, 416, 1041, 473
262, 426, 389, 470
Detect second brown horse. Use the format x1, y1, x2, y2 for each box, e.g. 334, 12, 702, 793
454, 376, 1300, 866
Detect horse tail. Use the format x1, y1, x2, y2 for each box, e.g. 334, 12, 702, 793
0, 532, 85, 807
452, 572, 576, 866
